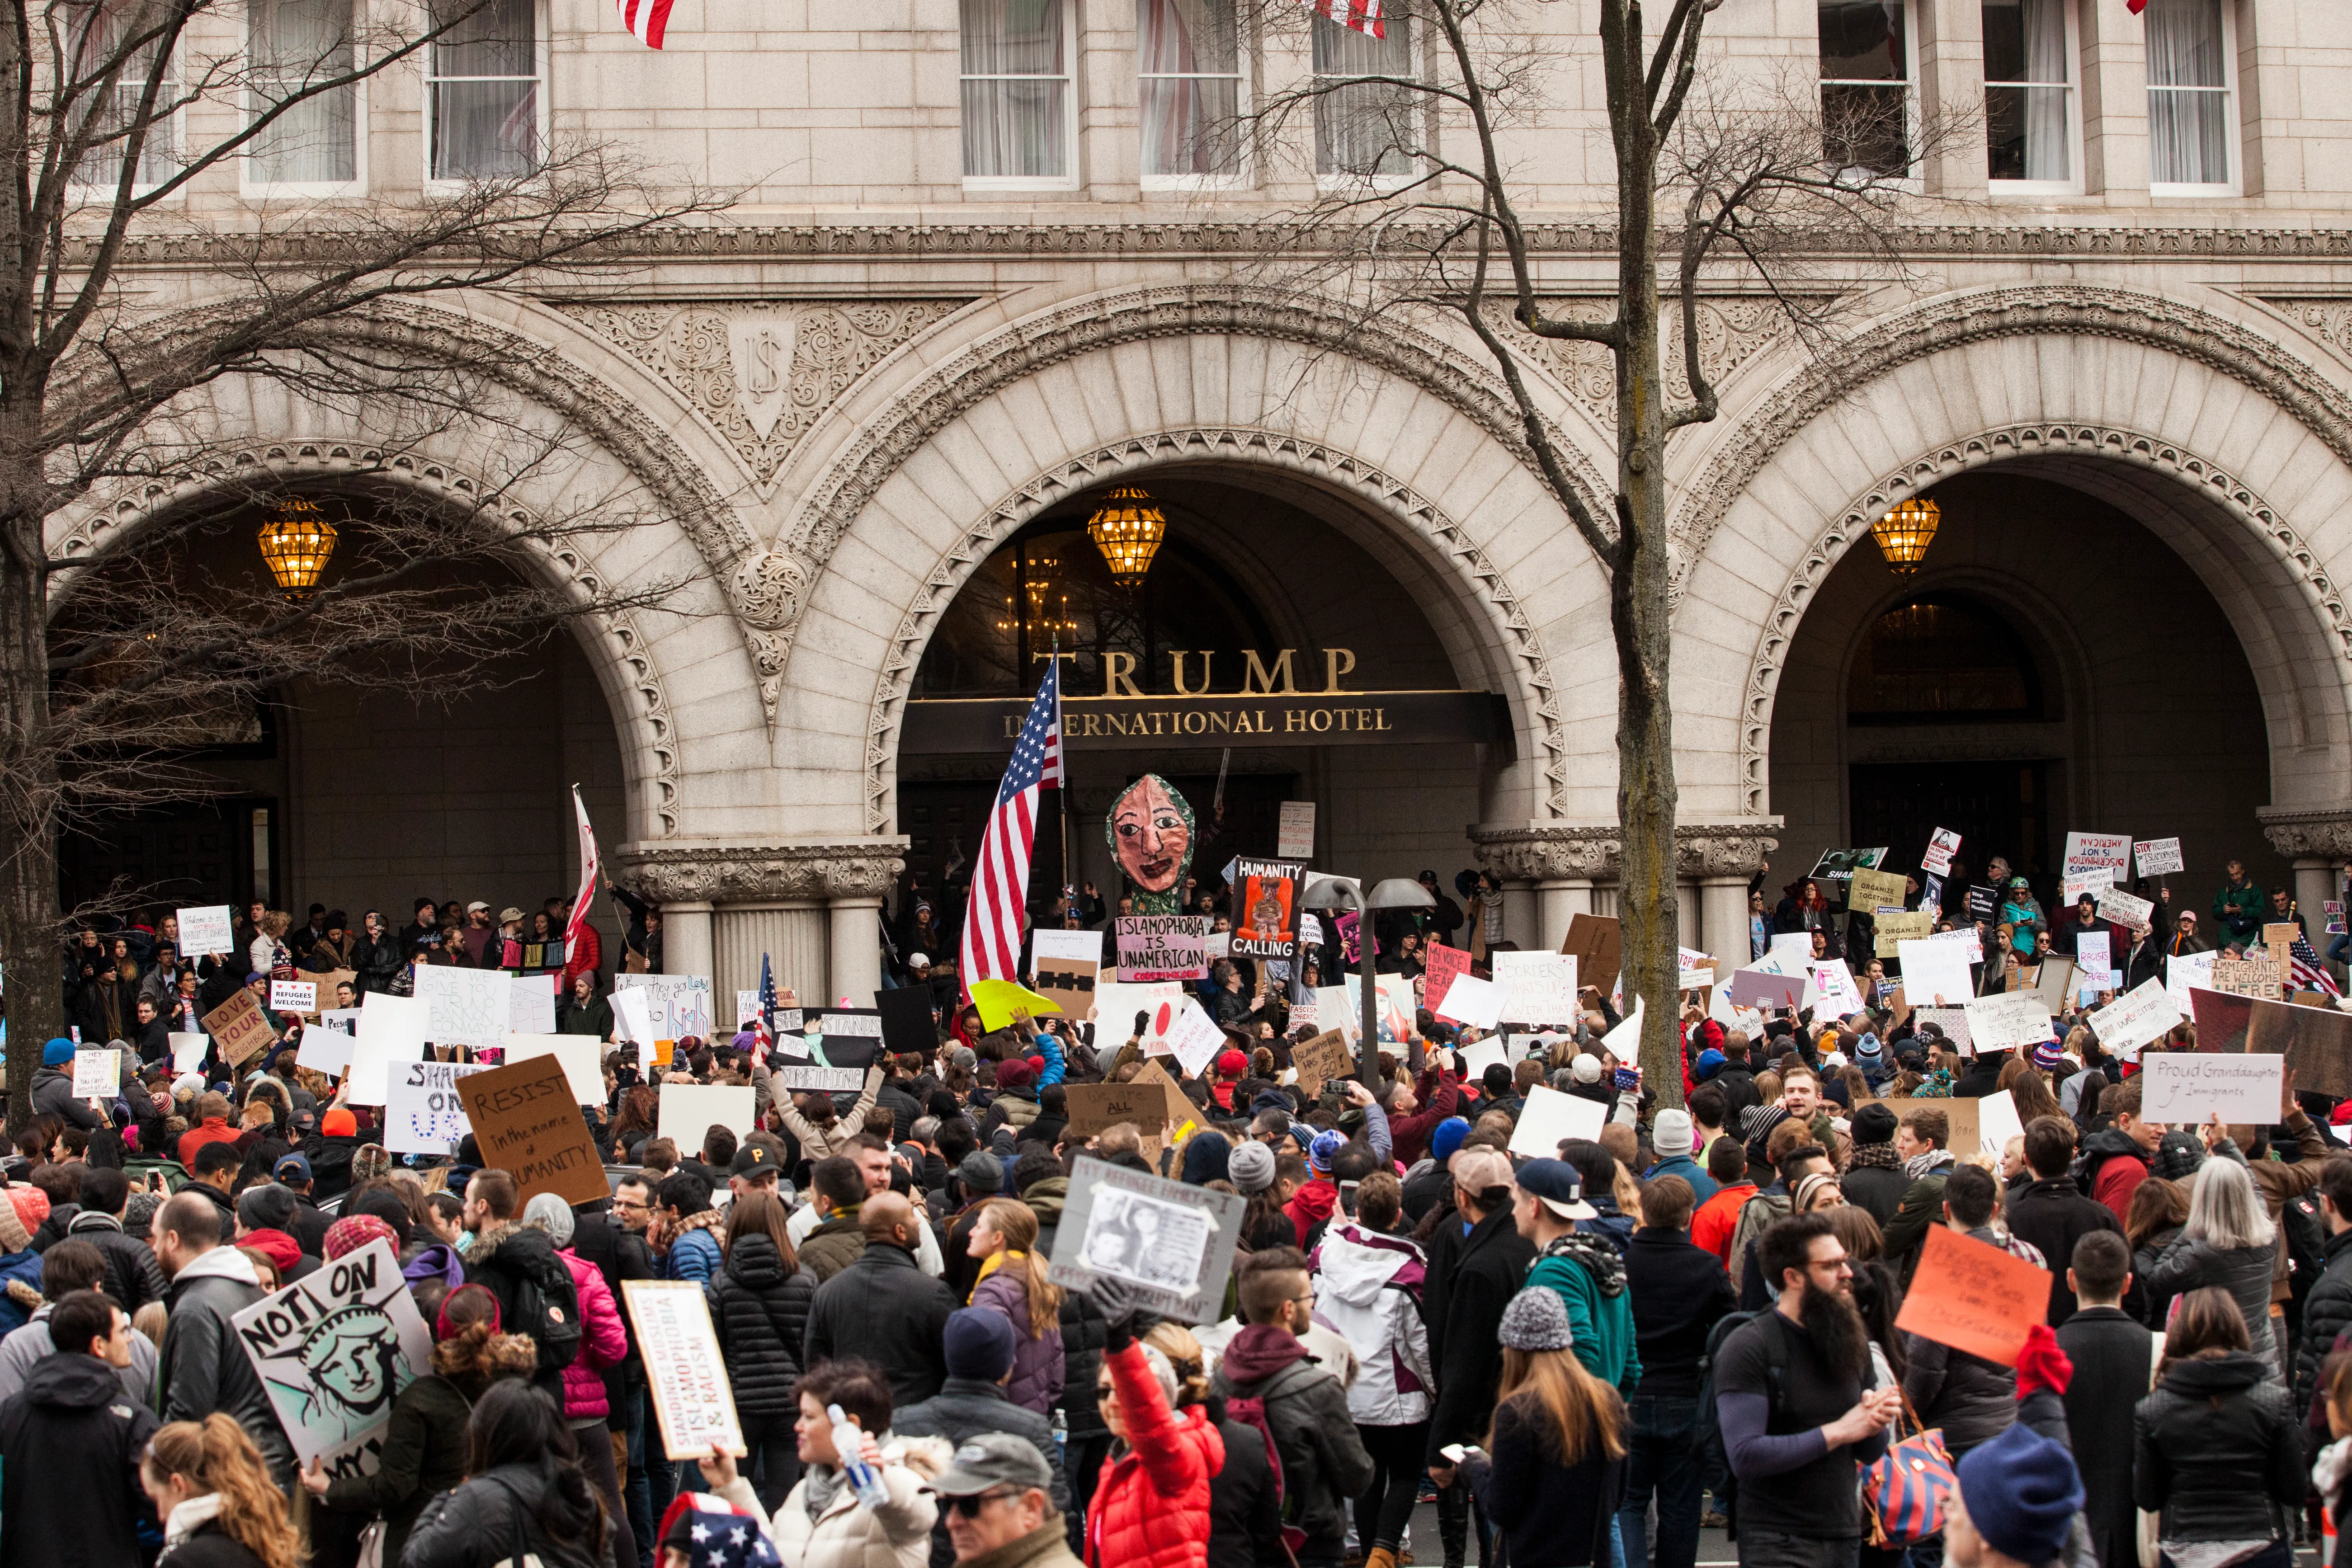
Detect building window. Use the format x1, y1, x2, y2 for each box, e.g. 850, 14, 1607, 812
1817, 0, 1912, 180
1139, 0, 1243, 184
1983, 0, 2074, 187
70, 1, 177, 191
962, 0, 1074, 184
2145, 0, 2232, 192
427, 0, 539, 182
1848, 595, 2045, 724
247, 0, 358, 189
1313, 12, 1413, 179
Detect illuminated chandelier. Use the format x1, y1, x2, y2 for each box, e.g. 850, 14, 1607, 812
1871, 497, 1939, 576
256, 494, 339, 599
1086, 486, 1167, 589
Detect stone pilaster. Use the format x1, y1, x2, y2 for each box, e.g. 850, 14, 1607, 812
2258, 806, 2352, 940
613, 836, 908, 1002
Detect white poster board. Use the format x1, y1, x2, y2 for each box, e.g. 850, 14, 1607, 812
1164, 997, 1227, 1079
624, 1281, 747, 1461
2087, 978, 2183, 1061
176, 905, 234, 957
1434, 973, 1506, 1031
1508, 1084, 1608, 1159
231, 1238, 433, 1475
614, 974, 715, 1041
1898, 939, 1975, 1008
1976, 1088, 2027, 1158
506, 972, 559, 1036
1032, 928, 1105, 969
2096, 886, 2157, 931
347, 993, 429, 1104
500, 1033, 604, 1107
1491, 951, 1581, 1024
1963, 991, 2055, 1055
1277, 801, 1317, 861
169, 1032, 210, 1073
2142, 1053, 2286, 1126
1809, 961, 1867, 1019
412, 966, 509, 1052
269, 980, 316, 1014
657, 1083, 758, 1146
2167, 951, 2215, 1018
72, 1048, 120, 1097
385, 1060, 483, 1154
610, 985, 656, 1047
1092, 980, 1183, 1040
2134, 837, 2186, 878
736, 989, 763, 1028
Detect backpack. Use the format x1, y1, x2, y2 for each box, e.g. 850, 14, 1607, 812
507, 1245, 584, 1374
1694, 1309, 1786, 1540
1222, 1363, 1315, 1559
2286, 1191, 2328, 1307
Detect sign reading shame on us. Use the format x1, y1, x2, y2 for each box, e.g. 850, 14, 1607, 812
232, 1238, 433, 1478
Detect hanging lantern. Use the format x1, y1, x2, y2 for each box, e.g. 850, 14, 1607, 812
256, 495, 339, 599
1871, 496, 1939, 576
1087, 485, 1167, 589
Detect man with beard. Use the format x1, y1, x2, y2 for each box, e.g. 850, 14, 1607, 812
1713, 1212, 1900, 1568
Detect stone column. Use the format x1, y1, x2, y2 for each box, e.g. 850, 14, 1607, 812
613, 836, 909, 1005
663, 900, 714, 984
1677, 823, 1782, 973
1536, 880, 1595, 952
1470, 824, 1621, 951
2260, 807, 2352, 961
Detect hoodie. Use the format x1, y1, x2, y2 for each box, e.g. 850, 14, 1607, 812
1310, 1221, 1432, 1426
1211, 1324, 1375, 1557
1284, 1177, 1339, 1251
238, 1227, 312, 1282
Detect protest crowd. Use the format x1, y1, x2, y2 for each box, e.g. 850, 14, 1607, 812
17, 820, 2352, 1568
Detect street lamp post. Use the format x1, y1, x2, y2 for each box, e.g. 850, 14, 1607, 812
1303, 874, 1433, 1093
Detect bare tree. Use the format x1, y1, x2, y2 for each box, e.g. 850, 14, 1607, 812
0, 0, 729, 1125
1238, 0, 1966, 1102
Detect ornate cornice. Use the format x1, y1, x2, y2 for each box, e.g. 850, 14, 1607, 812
863, 427, 1571, 833
1731, 422, 2346, 817
1471, 824, 1622, 882
612, 838, 910, 903
1676, 821, 1785, 879
2258, 805, 2352, 862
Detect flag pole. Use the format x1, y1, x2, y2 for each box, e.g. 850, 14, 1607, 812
1056, 637, 1075, 926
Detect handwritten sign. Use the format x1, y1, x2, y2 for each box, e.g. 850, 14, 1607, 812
1964, 991, 2054, 1054
2063, 831, 2132, 885
1064, 1075, 1195, 1140
1034, 928, 1103, 1017
1809, 961, 1867, 1019
1277, 800, 1316, 860
2134, 837, 2185, 878
231, 1239, 433, 1476
176, 905, 234, 957
614, 974, 715, 1041
1291, 1029, 1353, 1097
269, 980, 316, 1015
385, 1060, 483, 1154
1561, 914, 1622, 995
202, 987, 278, 1068
1849, 867, 1910, 916
1895, 1223, 2051, 1368
1116, 917, 1211, 983
2096, 886, 2156, 931
413, 966, 509, 1051
2143, 1053, 2285, 1125
1163, 996, 1226, 1078
624, 1281, 747, 1461
2088, 978, 2182, 1061
1422, 942, 1472, 1016
2168, 950, 2215, 1017
1493, 952, 1580, 1025
773, 1065, 865, 1092
2210, 956, 2280, 999
457, 1054, 609, 1206
72, 1048, 120, 1098
1977, 1088, 2026, 1158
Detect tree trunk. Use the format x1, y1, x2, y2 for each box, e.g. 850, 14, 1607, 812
0, 484, 63, 1134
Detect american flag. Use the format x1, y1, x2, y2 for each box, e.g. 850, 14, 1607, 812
958, 660, 1063, 995
1304, 0, 1384, 38
565, 786, 600, 966
2290, 932, 2342, 998
750, 952, 779, 1055
616, 0, 675, 47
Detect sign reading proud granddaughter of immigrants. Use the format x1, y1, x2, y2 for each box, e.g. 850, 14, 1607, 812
233, 1238, 433, 1477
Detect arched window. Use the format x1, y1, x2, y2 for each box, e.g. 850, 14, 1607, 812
1847, 593, 2044, 723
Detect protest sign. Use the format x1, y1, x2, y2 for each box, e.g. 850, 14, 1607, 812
1422, 942, 1472, 1016
1092, 979, 1183, 1040
1964, 992, 2054, 1054
500, 1034, 603, 1106
385, 1060, 483, 1154
1923, 828, 1961, 876
2189, 987, 2254, 1056
609, 985, 656, 1047
1727, 966, 1805, 1010
177, 904, 234, 956
1435, 973, 1507, 1030
170, 1032, 211, 1073
1707, 984, 1765, 1040
2143, 1053, 2285, 1125
1561, 914, 1622, 995
2063, 831, 2132, 885
657, 1084, 758, 1147
506, 972, 558, 1036
773, 1065, 867, 1092
1897, 938, 1974, 1005
269, 980, 316, 1014
1508, 1084, 1609, 1160
2096, 886, 2156, 931
1116, 916, 1211, 983
1678, 948, 1716, 992
232, 1238, 433, 1477
969, 979, 1059, 1032
1912, 1008, 1973, 1052
624, 1281, 747, 1461
2169, 951, 2215, 1015
1033, 928, 1103, 1017
2061, 869, 2117, 904
203, 986, 279, 1069
413, 966, 509, 1051
1229, 859, 1303, 960
1923, 925, 1984, 963
614, 974, 715, 1041
2134, 837, 2186, 878
2210, 956, 2280, 998
1603, 998, 1644, 1058
2029, 956, 2077, 1012
1047, 1158, 1245, 1325
1163, 997, 1226, 1078
1456, 1037, 1508, 1084
1064, 1067, 1195, 1143
72, 1048, 119, 1097
457, 1055, 608, 1206
1291, 1029, 1354, 1097
1871, 1097, 1980, 1158
1810, 961, 1867, 1019
1492, 952, 1581, 1024
2088, 979, 2182, 1060
1977, 1090, 2026, 1158
1277, 801, 1316, 860
1339, 972, 1416, 1045
876, 987, 937, 1058
1966, 885, 1998, 922
2332, 902, 2348, 937
2244, 997, 2352, 1097
1873, 911, 1933, 958
1810, 848, 1888, 885
737, 989, 763, 1028
2074, 930, 2112, 982
1895, 1223, 2051, 1368
1849, 867, 1910, 916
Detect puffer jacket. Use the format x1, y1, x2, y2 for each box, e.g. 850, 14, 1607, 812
2296, 1228, 2352, 1416
2134, 1350, 2304, 1542
1086, 1340, 1221, 1568
556, 1246, 625, 1422
2140, 1236, 2280, 1375
1309, 1220, 1432, 1426
708, 1232, 815, 1420
969, 1257, 1065, 1415
717, 1434, 952, 1568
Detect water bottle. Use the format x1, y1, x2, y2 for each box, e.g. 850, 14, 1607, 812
1050, 1407, 1067, 1466
828, 1403, 890, 1509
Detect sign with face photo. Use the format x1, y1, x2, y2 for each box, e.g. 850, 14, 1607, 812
1047, 1157, 1245, 1324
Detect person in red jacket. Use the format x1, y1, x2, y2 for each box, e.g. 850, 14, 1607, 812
1284, 1130, 1346, 1247
561, 893, 602, 991
1383, 1058, 1462, 1166
1084, 1279, 1221, 1568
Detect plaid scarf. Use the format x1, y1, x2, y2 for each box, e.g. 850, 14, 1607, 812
1539, 1230, 1627, 1298
1904, 1148, 1956, 1182
650, 1205, 726, 1258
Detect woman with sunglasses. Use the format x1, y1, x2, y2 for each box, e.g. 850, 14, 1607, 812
1084, 1278, 1220, 1568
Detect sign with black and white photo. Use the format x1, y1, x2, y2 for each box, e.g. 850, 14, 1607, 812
1046, 1156, 1244, 1325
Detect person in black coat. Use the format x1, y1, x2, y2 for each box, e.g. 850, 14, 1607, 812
140, 1411, 302, 1568
705, 1195, 814, 1513
1458, 1289, 1627, 1568
62, 1167, 170, 1315
894, 1309, 1073, 1568
2295, 1160, 2352, 1421
0, 1290, 158, 1568
2133, 1287, 2304, 1562
2004, 1117, 2124, 1327
151, 1195, 295, 1493
2056, 1233, 2155, 1568
1420, 1149, 1533, 1568
1617, 1179, 1736, 1568
801, 1192, 954, 1408
404, 1383, 612, 1568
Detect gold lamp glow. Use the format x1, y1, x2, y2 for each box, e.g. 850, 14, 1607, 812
257, 495, 338, 598
1086, 486, 1167, 589
1871, 497, 1939, 576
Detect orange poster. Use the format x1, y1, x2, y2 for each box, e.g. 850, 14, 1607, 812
1893, 1223, 2051, 1367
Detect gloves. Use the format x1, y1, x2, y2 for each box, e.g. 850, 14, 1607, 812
1088, 1277, 1145, 1351
2014, 1322, 2073, 1400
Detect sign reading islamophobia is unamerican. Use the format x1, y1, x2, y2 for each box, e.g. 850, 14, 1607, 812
232, 1238, 433, 1478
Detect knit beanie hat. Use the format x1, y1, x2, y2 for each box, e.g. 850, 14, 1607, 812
1307, 1129, 1347, 1174
1429, 1117, 1471, 1165
1229, 1140, 1277, 1195
325, 1214, 399, 1262
1955, 1419, 2084, 1565
1571, 1054, 1603, 1084
321, 1107, 358, 1137
1851, 1102, 1899, 1147
41, 1038, 73, 1068
0, 1186, 48, 1252
1693, 1048, 1725, 1080
1498, 1287, 1574, 1352
1652, 1109, 1695, 1159
522, 1192, 576, 1247
943, 1307, 1018, 1382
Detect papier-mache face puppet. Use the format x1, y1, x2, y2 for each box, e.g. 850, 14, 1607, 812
1105, 773, 1195, 913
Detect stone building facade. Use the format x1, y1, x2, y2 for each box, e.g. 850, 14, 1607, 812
54, 0, 2352, 1001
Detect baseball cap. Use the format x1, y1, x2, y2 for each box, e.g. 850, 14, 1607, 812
731, 1136, 787, 1177
930, 1433, 1054, 1497
273, 1153, 313, 1182
1515, 1157, 1599, 1220
467, 901, 489, 914
1449, 1145, 1513, 1195
908, 952, 931, 969
499, 907, 524, 924
1215, 1049, 1248, 1077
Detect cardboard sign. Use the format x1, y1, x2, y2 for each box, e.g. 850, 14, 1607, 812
1849, 867, 1910, 917
413, 966, 509, 1052
2088, 978, 2182, 1061
500, 1034, 603, 1106
2028, 956, 2077, 1012
202, 987, 278, 1068
1230, 859, 1303, 959
1561, 914, 1622, 996
2143, 1052, 2285, 1125
773, 1065, 866, 1092
1117, 916, 1212, 983
657, 1083, 758, 1147
1046, 1157, 1245, 1325
1033, 928, 1104, 1017
1871, 1097, 1980, 1160
2096, 886, 2156, 931
1964, 991, 2053, 1054
270, 980, 317, 1015
1508, 1083, 1608, 1159
2210, 956, 2280, 998
1899, 938, 1975, 1007
624, 1281, 747, 1461
72, 1048, 120, 1098
1923, 828, 1961, 877
2244, 996, 2352, 1097
1493, 951, 1580, 1024
1895, 1222, 2051, 1368
1435, 973, 1507, 1030
2134, 837, 2186, 878
177, 904, 234, 957
1276, 801, 1316, 860
1727, 967, 1806, 1010
1291, 1029, 1353, 1097
1977, 1089, 2026, 1158
1064, 1076, 1196, 1140
1422, 942, 1472, 1016
457, 1054, 609, 1207
231, 1238, 433, 1476
385, 1060, 483, 1154
1873, 911, 1933, 958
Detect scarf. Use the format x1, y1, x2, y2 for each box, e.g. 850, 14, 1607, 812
651, 1206, 726, 1258
1904, 1148, 1956, 1182
1539, 1230, 1626, 1298
1848, 1142, 1902, 1170
163, 1493, 223, 1549
801, 1464, 848, 1522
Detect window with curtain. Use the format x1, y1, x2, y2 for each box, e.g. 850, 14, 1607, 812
1817, 0, 1911, 179
1313, 12, 1412, 178
962, 0, 1071, 181
428, 0, 539, 181
2145, 0, 2229, 188
249, 0, 358, 187
1138, 0, 1242, 181
1983, 0, 2071, 184
70, 1, 177, 190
